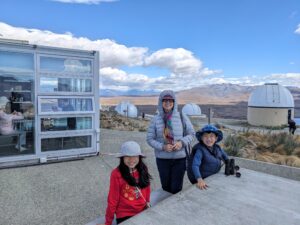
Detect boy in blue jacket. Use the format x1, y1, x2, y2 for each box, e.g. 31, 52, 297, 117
192, 125, 229, 190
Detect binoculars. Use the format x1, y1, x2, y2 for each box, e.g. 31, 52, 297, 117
225, 159, 241, 178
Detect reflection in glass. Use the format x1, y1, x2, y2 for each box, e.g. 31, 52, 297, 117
41, 135, 92, 151
0, 51, 35, 157
41, 98, 93, 112
0, 75, 34, 113
41, 117, 92, 131
40, 57, 92, 74
40, 98, 93, 113
0, 51, 34, 73
40, 77, 92, 93
0, 117, 35, 157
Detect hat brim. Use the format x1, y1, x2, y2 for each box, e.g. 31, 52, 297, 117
162, 94, 174, 100
116, 153, 146, 158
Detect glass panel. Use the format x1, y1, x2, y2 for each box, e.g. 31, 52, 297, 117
40, 77, 92, 93
0, 51, 34, 73
0, 75, 34, 113
41, 117, 92, 131
0, 113, 35, 157
0, 52, 35, 157
40, 57, 92, 74
40, 98, 93, 113
41, 135, 92, 151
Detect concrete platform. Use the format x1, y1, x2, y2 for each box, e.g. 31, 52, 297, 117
86, 189, 172, 225
0, 129, 299, 225
123, 168, 300, 225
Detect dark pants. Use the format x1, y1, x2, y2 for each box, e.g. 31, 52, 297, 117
156, 157, 186, 194
116, 216, 131, 224
289, 127, 296, 135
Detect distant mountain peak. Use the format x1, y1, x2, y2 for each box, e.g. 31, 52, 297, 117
100, 84, 300, 102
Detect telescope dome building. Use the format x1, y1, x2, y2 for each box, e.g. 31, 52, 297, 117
115, 101, 138, 118
182, 103, 202, 116
247, 83, 294, 126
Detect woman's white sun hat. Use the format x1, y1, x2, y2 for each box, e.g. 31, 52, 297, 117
117, 141, 145, 158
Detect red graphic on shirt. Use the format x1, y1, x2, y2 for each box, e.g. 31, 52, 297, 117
122, 184, 139, 201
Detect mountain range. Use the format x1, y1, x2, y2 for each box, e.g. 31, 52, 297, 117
100, 89, 159, 97
100, 84, 300, 106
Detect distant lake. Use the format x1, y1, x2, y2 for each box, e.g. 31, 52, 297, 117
294, 118, 300, 124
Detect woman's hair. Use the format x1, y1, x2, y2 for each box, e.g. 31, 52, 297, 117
118, 156, 152, 188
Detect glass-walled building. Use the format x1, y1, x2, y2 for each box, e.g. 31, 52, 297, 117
0, 39, 99, 167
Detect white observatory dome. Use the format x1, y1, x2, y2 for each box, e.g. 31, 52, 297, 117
182, 103, 202, 116
248, 83, 294, 108
115, 101, 138, 118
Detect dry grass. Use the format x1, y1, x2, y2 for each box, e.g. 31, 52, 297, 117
223, 131, 300, 168
100, 111, 149, 132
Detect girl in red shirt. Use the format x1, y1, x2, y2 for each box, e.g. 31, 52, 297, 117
99, 141, 152, 225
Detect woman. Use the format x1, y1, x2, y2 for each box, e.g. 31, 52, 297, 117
99, 141, 151, 225
147, 90, 195, 194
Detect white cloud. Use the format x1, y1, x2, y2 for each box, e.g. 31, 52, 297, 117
50, 0, 118, 4
0, 22, 221, 91
145, 48, 203, 76
295, 24, 300, 34
142, 48, 221, 90
265, 73, 300, 86
190, 73, 300, 88
208, 73, 300, 87
0, 22, 298, 92
0, 22, 147, 68
100, 67, 152, 89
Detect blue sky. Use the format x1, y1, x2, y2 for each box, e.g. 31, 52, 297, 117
1, 0, 300, 91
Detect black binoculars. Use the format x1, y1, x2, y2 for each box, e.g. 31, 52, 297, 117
225, 159, 241, 178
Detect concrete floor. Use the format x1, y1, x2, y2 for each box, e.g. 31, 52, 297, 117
0, 128, 299, 225
0, 129, 177, 225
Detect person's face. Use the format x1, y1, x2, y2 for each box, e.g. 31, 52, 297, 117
201, 132, 217, 147
123, 156, 140, 169
162, 98, 174, 112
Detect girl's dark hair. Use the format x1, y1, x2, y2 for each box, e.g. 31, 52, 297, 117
118, 156, 152, 188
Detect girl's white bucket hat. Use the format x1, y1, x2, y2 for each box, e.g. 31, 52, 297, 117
117, 141, 145, 158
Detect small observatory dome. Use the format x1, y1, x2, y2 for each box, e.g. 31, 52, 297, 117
115, 101, 138, 118
182, 103, 202, 116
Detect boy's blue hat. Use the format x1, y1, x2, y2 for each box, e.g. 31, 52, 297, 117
196, 125, 223, 143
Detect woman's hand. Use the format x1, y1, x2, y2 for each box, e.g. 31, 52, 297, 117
196, 178, 208, 190
163, 144, 174, 152
172, 141, 182, 151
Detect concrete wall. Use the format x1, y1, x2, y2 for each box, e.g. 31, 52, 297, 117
234, 157, 300, 181
247, 107, 294, 126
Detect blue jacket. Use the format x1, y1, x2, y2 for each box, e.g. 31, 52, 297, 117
146, 90, 195, 159
192, 142, 229, 180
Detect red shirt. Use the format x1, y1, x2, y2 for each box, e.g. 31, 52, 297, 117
105, 168, 151, 225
